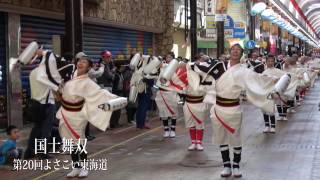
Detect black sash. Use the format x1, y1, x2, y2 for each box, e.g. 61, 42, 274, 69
44, 52, 59, 86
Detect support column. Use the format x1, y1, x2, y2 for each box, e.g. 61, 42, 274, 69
304, 42, 308, 55
73, 0, 83, 53
292, 36, 296, 54
216, 21, 224, 58
298, 38, 302, 56
190, 0, 197, 60
7, 13, 23, 128
249, 16, 256, 40
64, 0, 83, 55
278, 27, 281, 55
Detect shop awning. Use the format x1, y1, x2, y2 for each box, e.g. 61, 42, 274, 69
197, 41, 230, 48
197, 41, 216, 48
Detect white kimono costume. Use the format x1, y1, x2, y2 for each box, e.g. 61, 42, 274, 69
183, 89, 208, 129
167, 66, 209, 129
262, 67, 287, 106
129, 56, 158, 102
56, 74, 118, 141
308, 60, 320, 87
283, 66, 302, 99
155, 64, 179, 119
210, 63, 276, 147
297, 64, 311, 88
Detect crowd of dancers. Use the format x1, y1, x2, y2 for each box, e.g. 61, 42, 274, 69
129, 44, 320, 178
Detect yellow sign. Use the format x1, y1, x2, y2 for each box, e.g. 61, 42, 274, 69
206, 16, 216, 29
258, 41, 267, 48
262, 41, 268, 48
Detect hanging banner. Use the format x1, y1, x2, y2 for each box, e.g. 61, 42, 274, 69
227, 0, 246, 22
205, 0, 216, 16
216, 0, 228, 13
262, 21, 270, 32
270, 35, 277, 55
226, 0, 246, 40
224, 15, 234, 39
271, 24, 278, 35
255, 16, 261, 40
282, 30, 288, 39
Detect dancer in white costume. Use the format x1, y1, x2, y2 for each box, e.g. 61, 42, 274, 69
186, 57, 231, 152
56, 54, 126, 178
155, 53, 179, 138
129, 53, 160, 129
207, 44, 277, 178
163, 58, 212, 150
283, 56, 304, 113
261, 55, 288, 133
246, 50, 264, 73
307, 56, 320, 88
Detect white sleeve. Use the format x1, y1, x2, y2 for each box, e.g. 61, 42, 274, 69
88, 64, 105, 79
236, 69, 276, 113
79, 79, 119, 131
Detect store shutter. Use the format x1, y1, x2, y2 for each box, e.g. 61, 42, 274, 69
0, 12, 7, 128
83, 24, 153, 62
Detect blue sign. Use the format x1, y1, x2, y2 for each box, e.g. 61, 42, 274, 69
224, 15, 234, 29
246, 40, 256, 49
231, 0, 244, 2
234, 28, 245, 38
223, 15, 246, 39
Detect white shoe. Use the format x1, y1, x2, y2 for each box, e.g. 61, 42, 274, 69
163, 131, 170, 138
282, 117, 288, 121
233, 168, 242, 178
297, 102, 301, 106
169, 131, 176, 138
78, 169, 89, 178
67, 168, 81, 177
278, 116, 283, 121
270, 127, 276, 133
291, 109, 296, 113
188, 143, 197, 151
220, 167, 232, 177
263, 127, 270, 133
196, 143, 204, 151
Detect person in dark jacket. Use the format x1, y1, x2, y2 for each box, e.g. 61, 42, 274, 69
136, 78, 154, 129
97, 50, 115, 91
109, 64, 126, 128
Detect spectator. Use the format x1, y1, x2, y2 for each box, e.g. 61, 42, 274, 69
0, 125, 22, 166
109, 64, 125, 128
97, 50, 115, 92
136, 76, 154, 129
123, 65, 137, 124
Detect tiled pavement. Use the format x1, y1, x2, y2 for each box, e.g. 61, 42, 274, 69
2, 82, 320, 180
